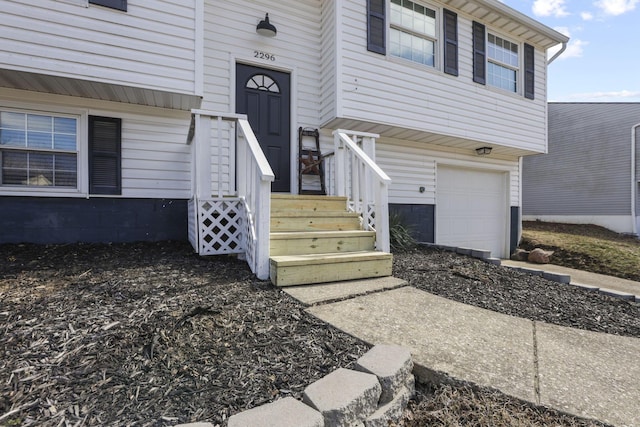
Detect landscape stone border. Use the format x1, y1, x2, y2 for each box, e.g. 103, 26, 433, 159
176, 344, 414, 427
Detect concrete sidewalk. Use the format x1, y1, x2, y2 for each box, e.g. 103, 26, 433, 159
502, 260, 640, 300
286, 283, 640, 427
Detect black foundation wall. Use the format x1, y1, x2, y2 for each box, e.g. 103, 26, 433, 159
510, 206, 520, 255
389, 204, 435, 243
0, 197, 188, 244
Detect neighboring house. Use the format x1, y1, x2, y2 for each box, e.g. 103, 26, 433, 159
0, 0, 567, 281
523, 103, 640, 235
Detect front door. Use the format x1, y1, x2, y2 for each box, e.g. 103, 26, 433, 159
236, 64, 291, 192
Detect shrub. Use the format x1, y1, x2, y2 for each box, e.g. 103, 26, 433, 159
389, 212, 416, 252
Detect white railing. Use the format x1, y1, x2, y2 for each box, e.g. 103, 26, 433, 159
188, 110, 273, 280
332, 130, 392, 252
236, 118, 274, 279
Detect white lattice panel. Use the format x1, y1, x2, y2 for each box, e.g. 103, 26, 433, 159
365, 203, 376, 231
242, 200, 257, 272
197, 199, 245, 255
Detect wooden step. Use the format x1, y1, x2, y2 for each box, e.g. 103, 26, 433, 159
271, 211, 361, 232
270, 230, 376, 256
269, 251, 393, 287
271, 194, 348, 213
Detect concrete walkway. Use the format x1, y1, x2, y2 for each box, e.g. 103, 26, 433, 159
502, 260, 640, 300
285, 279, 640, 427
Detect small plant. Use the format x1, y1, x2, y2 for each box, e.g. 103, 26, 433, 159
389, 212, 416, 252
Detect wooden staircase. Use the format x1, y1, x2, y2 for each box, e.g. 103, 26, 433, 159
269, 194, 393, 286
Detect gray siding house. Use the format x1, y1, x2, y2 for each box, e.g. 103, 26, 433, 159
522, 103, 640, 235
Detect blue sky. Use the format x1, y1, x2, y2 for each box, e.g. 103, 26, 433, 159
499, 0, 640, 102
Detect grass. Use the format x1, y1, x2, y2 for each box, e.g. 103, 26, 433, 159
520, 221, 640, 282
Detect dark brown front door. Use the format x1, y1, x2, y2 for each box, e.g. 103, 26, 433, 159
236, 64, 291, 192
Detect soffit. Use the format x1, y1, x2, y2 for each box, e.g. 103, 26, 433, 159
440, 0, 569, 49
0, 69, 202, 111
325, 117, 543, 158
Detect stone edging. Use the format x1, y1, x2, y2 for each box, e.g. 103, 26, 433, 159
175, 344, 415, 427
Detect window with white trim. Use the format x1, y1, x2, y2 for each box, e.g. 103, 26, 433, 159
389, 0, 437, 67
487, 33, 519, 93
0, 110, 78, 188
367, 0, 458, 75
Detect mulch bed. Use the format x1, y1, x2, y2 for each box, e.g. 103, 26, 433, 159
1, 241, 635, 426
0, 241, 368, 426
393, 247, 640, 338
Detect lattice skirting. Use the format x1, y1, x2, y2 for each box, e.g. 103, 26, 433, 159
190, 198, 246, 255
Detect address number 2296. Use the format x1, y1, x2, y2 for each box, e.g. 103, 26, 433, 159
254, 50, 276, 61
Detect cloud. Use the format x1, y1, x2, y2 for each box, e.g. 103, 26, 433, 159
561, 39, 588, 58
565, 90, 640, 101
594, 0, 639, 15
548, 27, 588, 59
580, 11, 594, 20
532, 0, 570, 17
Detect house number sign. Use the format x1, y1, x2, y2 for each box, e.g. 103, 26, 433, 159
254, 50, 276, 61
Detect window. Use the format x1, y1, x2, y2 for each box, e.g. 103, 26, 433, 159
0, 111, 78, 188
89, 0, 127, 11
389, 0, 437, 67
473, 21, 536, 99
487, 33, 518, 92
367, 0, 458, 75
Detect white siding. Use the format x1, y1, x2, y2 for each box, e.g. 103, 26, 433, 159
202, 0, 322, 122
333, 0, 549, 153
201, 0, 324, 194
1, 0, 197, 95
320, 0, 338, 125
377, 138, 520, 206
0, 88, 192, 199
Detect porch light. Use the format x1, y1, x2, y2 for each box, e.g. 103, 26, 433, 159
475, 146, 492, 156
256, 13, 277, 37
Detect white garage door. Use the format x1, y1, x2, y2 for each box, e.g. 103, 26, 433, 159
436, 166, 508, 258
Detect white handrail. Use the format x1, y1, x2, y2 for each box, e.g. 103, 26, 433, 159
333, 131, 391, 252
335, 132, 391, 184
237, 119, 275, 183
190, 110, 273, 280
236, 118, 273, 280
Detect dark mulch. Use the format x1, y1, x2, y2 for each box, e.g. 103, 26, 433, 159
0, 241, 368, 426
1, 241, 634, 426
406, 383, 609, 427
394, 246, 640, 338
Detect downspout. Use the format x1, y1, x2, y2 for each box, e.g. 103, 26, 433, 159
547, 42, 567, 65
631, 123, 640, 236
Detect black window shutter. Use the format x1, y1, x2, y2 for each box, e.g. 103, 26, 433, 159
443, 9, 458, 76
89, 0, 127, 12
89, 116, 122, 195
472, 21, 486, 85
367, 0, 386, 54
524, 43, 535, 99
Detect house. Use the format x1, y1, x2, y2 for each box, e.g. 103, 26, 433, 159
523, 103, 640, 235
0, 0, 567, 283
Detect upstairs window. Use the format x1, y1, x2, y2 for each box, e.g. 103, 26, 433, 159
473, 21, 536, 99
367, 0, 458, 75
89, 0, 127, 11
487, 33, 519, 92
389, 0, 437, 67
0, 111, 78, 188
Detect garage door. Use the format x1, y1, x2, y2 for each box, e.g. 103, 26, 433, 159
436, 166, 508, 258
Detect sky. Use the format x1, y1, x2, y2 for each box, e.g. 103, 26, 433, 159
498, 0, 640, 102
